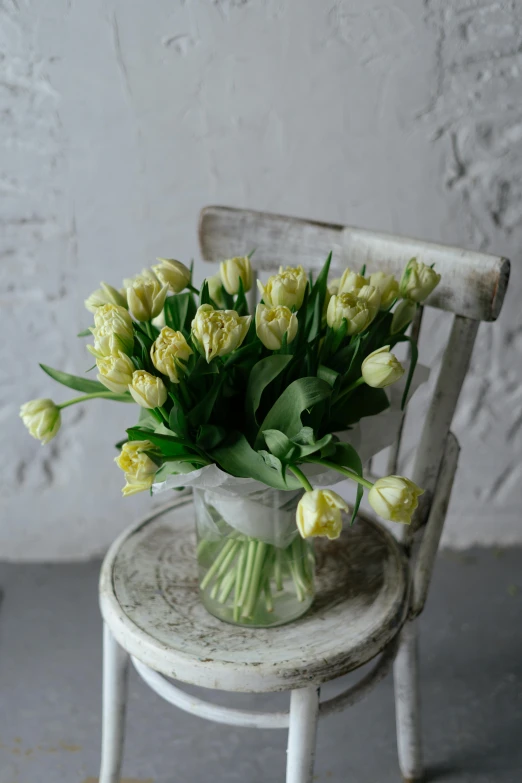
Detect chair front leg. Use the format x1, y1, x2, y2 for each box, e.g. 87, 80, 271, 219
286, 686, 320, 783
394, 621, 423, 782
99, 623, 130, 783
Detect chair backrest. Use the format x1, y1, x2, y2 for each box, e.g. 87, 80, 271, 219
198, 206, 510, 540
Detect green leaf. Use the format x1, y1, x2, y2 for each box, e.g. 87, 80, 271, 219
291, 432, 333, 459
394, 335, 418, 410
126, 427, 189, 457
200, 279, 213, 307
197, 424, 227, 450
39, 364, 107, 394
245, 355, 292, 428
317, 364, 339, 388
164, 293, 190, 332
153, 461, 200, 482
332, 442, 364, 525
263, 429, 296, 461
169, 401, 188, 437
211, 433, 300, 490
337, 386, 389, 426
233, 277, 248, 316
255, 377, 331, 448
77, 328, 92, 337
188, 377, 224, 427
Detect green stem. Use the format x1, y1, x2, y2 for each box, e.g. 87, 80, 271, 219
233, 542, 249, 622
200, 538, 236, 591
308, 459, 373, 490
274, 548, 283, 591
58, 392, 134, 409
289, 465, 313, 492
335, 375, 365, 405
242, 541, 268, 618
155, 406, 170, 425
187, 283, 200, 295
239, 541, 257, 607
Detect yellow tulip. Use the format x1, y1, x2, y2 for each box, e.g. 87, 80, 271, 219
88, 303, 134, 358
207, 273, 226, 307
368, 476, 424, 524
391, 299, 417, 334
84, 282, 127, 314
191, 304, 251, 363
129, 370, 168, 409
399, 258, 441, 302
369, 271, 399, 309
338, 268, 369, 295
326, 286, 380, 334
151, 327, 193, 383
115, 440, 158, 496
220, 256, 253, 295
127, 275, 168, 322
361, 346, 404, 388
96, 352, 135, 394
296, 489, 349, 540
20, 399, 61, 445
152, 258, 191, 294
255, 304, 298, 350
257, 265, 307, 309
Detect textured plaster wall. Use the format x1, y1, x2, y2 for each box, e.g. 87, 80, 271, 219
0, 0, 520, 560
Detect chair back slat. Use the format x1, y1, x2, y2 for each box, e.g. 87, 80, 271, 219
199, 206, 509, 321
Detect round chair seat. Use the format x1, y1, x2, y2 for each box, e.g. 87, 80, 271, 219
99, 495, 409, 693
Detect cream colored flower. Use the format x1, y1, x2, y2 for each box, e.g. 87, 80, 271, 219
20, 399, 61, 445
84, 282, 127, 314
115, 440, 158, 496
296, 489, 349, 540
326, 286, 380, 334
338, 268, 369, 295
88, 303, 134, 358
151, 327, 193, 383
207, 273, 226, 307
391, 299, 417, 334
399, 258, 441, 302
368, 476, 424, 524
96, 352, 135, 394
361, 346, 404, 388
127, 275, 168, 322
255, 304, 298, 350
152, 258, 191, 294
257, 265, 308, 309
191, 304, 251, 363
220, 256, 253, 295
369, 271, 399, 310
328, 277, 341, 295
129, 370, 168, 409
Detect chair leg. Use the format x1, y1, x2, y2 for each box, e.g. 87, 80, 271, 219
394, 621, 423, 782
286, 686, 320, 783
99, 623, 129, 783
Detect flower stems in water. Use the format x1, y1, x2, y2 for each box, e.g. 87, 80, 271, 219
198, 531, 314, 624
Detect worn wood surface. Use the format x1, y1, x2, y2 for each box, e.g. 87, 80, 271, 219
199, 206, 509, 322
99, 496, 409, 693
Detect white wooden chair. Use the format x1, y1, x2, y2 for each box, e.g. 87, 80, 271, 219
98, 207, 509, 783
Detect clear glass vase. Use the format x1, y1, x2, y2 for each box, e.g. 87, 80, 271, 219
194, 486, 315, 628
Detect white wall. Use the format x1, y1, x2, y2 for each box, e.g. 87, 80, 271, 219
1, 0, 520, 559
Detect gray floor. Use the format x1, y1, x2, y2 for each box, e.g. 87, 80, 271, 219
0, 549, 521, 783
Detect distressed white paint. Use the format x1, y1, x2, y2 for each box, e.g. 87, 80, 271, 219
1, 0, 521, 559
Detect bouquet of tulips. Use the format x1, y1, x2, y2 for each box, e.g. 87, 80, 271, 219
21, 252, 440, 623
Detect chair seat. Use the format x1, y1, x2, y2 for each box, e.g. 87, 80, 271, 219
99, 496, 410, 693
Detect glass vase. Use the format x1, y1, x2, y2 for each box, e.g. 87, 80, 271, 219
194, 486, 315, 628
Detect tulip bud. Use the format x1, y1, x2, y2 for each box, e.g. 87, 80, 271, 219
361, 346, 404, 388
296, 489, 349, 540
191, 304, 251, 363
391, 299, 417, 334
399, 258, 441, 302
151, 327, 193, 383
87, 303, 134, 358
152, 258, 191, 294
115, 440, 158, 496
369, 271, 399, 310
338, 267, 369, 295
257, 265, 308, 310
20, 398, 61, 445
129, 370, 168, 409
220, 256, 253, 295
368, 475, 424, 524
84, 282, 127, 314
96, 351, 135, 393
127, 275, 168, 322
255, 304, 298, 350
326, 286, 380, 335
207, 274, 226, 308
